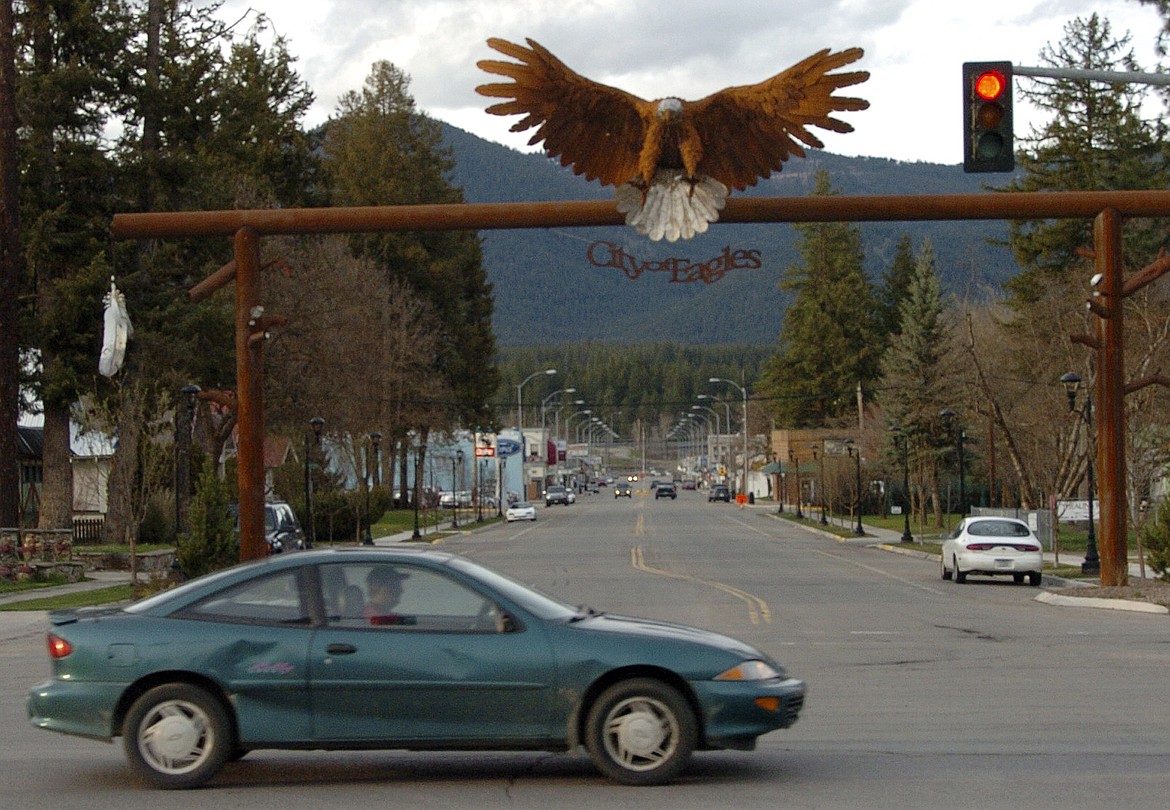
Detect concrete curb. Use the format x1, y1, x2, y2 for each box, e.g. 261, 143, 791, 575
1034, 590, 1169, 614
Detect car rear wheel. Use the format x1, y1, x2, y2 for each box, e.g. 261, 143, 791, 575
123, 683, 232, 789
953, 558, 967, 583
1013, 573, 1025, 584
1028, 571, 1042, 586
585, 678, 697, 786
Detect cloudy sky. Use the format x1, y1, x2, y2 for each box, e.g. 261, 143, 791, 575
211, 0, 1166, 165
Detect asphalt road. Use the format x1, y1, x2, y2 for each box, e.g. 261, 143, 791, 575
3, 490, 1169, 809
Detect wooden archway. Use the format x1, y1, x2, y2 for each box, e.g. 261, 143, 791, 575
114, 189, 1170, 585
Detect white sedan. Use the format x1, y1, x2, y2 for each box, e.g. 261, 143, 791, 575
941, 516, 1044, 586
505, 501, 537, 522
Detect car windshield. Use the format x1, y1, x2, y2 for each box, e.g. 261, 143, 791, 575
967, 520, 1031, 537
446, 556, 576, 621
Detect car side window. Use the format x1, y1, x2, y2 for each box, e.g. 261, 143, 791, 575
181, 570, 310, 626
321, 562, 505, 633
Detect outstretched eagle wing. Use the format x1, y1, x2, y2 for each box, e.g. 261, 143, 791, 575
686, 48, 869, 191
477, 38, 649, 187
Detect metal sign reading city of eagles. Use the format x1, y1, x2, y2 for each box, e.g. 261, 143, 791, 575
587, 241, 762, 283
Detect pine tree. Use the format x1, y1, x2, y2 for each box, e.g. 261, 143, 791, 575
878, 239, 956, 526
759, 170, 879, 428
322, 60, 499, 434
875, 234, 916, 342
1006, 14, 1169, 307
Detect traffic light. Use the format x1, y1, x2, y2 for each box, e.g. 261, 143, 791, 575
962, 61, 1014, 173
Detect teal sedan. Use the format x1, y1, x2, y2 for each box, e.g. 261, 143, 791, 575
28, 548, 804, 789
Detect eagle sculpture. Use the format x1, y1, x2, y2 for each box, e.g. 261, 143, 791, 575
476, 38, 870, 242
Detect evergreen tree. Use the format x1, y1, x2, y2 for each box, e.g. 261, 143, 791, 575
1006, 14, 1169, 307
177, 458, 236, 579
875, 234, 916, 342
322, 60, 498, 434
758, 170, 879, 427
877, 239, 956, 525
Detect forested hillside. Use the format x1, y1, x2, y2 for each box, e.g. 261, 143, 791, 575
441, 124, 1020, 347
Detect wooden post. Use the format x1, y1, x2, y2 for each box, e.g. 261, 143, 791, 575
1094, 209, 1127, 586
234, 227, 266, 562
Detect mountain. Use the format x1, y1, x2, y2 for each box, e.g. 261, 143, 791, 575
440, 124, 1018, 347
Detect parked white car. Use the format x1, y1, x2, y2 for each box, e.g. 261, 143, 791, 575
941, 516, 1044, 586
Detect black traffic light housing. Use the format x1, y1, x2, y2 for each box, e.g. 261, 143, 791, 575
963, 61, 1014, 173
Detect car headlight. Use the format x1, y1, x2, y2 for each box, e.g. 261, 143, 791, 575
714, 659, 783, 681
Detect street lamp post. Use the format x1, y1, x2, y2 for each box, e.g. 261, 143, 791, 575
174, 384, 201, 539
814, 443, 828, 525
940, 409, 966, 518
517, 368, 556, 444
891, 425, 913, 543
709, 378, 749, 499
451, 449, 463, 529
789, 449, 803, 519
847, 440, 864, 536
304, 416, 324, 548
361, 432, 381, 545
1061, 373, 1100, 576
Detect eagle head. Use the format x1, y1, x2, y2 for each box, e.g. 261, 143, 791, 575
655, 97, 684, 121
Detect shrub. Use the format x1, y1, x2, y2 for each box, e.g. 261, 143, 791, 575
1142, 497, 1170, 577
177, 460, 238, 579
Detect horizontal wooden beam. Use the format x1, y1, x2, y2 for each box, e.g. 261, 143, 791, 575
112, 190, 1170, 239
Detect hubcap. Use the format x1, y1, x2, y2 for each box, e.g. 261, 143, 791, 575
603, 696, 679, 771
139, 700, 212, 774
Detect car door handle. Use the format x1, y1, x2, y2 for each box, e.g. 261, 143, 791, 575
326, 643, 357, 655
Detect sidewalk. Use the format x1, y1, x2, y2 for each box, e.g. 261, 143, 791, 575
0, 569, 135, 607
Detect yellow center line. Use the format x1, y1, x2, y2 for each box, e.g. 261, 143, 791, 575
630, 545, 771, 624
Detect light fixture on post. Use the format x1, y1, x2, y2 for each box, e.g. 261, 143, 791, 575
1060, 373, 1099, 576
304, 416, 324, 548
891, 425, 913, 543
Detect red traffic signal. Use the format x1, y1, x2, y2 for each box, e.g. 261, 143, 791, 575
963, 61, 1014, 173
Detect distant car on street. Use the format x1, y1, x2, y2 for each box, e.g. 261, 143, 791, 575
545, 486, 572, 506
505, 501, 537, 522
614, 482, 632, 498
655, 483, 677, 500
708, 485, 731, 503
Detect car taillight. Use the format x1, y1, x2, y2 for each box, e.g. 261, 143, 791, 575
966, 543, 1040, 552
47, 633, 72, 659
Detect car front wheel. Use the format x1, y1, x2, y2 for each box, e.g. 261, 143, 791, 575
585, 678, 697, 786
123, 683, 232, 789
941, 558, 952, 580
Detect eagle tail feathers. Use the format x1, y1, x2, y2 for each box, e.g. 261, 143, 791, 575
616, 171, 727, 242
